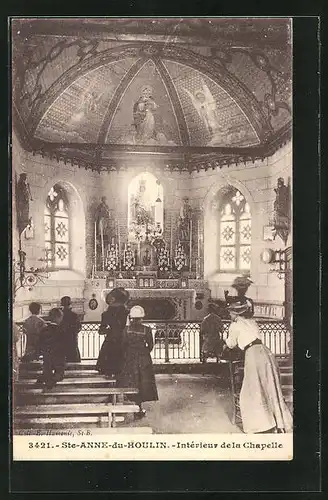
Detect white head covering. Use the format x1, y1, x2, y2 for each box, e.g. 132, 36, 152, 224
129, 305, 145, 318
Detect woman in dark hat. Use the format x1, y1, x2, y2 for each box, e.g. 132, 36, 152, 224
96, 288, 129, 377
60, 296, 82, 362
225, 300, 292, 434
224, 276, 255, 317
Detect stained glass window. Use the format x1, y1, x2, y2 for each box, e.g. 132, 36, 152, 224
218, 189, 251, 272
44, 185, 70, 269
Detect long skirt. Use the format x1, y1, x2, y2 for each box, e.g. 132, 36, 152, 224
65, 341, 81, 363
96, 336, 122, 376
117, 348, 158, 404
240, 344, 293, 433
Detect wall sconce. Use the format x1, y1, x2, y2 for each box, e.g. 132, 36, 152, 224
260, 248, 287, 279
263, 224, 275, 242
13, 247, 50, 296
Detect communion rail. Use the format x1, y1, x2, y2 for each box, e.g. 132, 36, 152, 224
16, 320, 290, 363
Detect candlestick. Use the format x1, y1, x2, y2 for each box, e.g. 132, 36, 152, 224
189, 217, 192, 272
117, 221, 121, 270
170, 215, 173, 269
94, 221, 97, 272
100, 223, 105, 271
197, 217, 200, 277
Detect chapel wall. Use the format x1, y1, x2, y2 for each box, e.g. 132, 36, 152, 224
187, 141, 292, 305
12, 138, 102, 321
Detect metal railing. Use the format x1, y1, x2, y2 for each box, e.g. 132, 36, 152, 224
16, 319, 291, 363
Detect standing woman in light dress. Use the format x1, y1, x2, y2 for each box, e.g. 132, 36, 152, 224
225, 300, 293, 434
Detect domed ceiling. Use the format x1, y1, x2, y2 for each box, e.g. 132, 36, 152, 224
12, 18, 292, 171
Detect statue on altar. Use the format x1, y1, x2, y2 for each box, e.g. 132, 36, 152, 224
95, 196, 112, 244
178, 197, 192, 242
128, 176, 159, 243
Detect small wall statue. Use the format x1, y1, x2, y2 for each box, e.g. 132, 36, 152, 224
274, 177, 290, 219
272, 177, 290, 245
16, 173, 33, 235
95, 196, 112, 244
178, 196, 192, 242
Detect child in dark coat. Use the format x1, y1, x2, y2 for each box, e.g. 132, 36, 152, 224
36, 308, 66, 389
60, 296, 82, 362
22, 302, 46, 362
117, 305, 158, 418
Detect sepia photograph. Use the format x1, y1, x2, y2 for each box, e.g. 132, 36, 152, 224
11, 17, 293, 460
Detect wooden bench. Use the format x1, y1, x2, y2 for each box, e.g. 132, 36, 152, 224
15, 402, 140, 428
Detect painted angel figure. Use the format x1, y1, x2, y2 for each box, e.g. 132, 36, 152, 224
183, 80, 224, 139
69, 83, 105, 125
83, 90, 104, 114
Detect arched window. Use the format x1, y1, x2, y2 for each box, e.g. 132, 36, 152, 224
44, 184, 70, 269
128, 172, 164, 243
218, 187, 251, 272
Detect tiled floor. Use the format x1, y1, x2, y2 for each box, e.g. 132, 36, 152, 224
123, 374, 242, 434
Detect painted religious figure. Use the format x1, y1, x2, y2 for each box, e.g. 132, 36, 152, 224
16, 173, 33, 234
133, 85, 158, 143
121, 85, 176, 146
69, 78, 105, 127
183, 80, 225, 145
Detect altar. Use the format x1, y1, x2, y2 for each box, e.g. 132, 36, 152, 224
83, 275, 211, 322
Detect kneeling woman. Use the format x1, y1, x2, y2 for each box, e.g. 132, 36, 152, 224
225, 301, 292, 434
117, 306, 158, 417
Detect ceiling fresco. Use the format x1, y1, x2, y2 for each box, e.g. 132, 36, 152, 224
12, 18, 292, 170
163, 60, 260, 147
106, 60, 182, 146
35, 58, 138, 143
